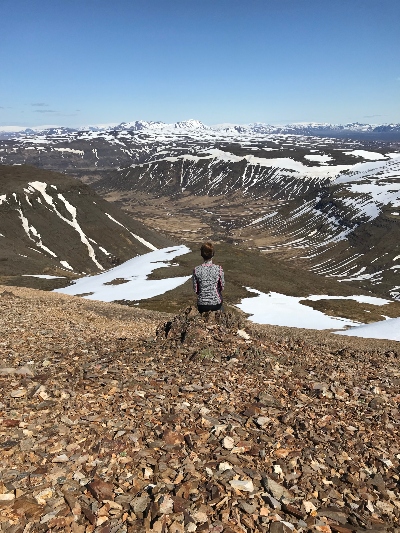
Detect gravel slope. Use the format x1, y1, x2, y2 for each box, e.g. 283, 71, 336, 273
0, 287, 399, 533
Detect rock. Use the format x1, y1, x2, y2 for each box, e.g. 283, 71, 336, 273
0, 493, 15, 501
130, 494, 150, 514
263, 493, 281, 509
163, 429, 184, 445
263, 476, 294, 501
10, 388, 27, 398
318, 508, 348, 524
256, 416, 270, 427
173, 495, 190, 513
0, 367, 15, 375
35, 488, 53, 505
96, 516, 109, 527
82, 505, 96, 524
15, 366, 35, 377
87, 479, 115, 501
375, 500, 395, 514
2, 419, 20, 427
237, 329, 251, 340
222, 436, 235, 449
369, 396, 385, 409
12, 497, 44, 520
1, 291, 399, 532
192, 510, 208, 523
258, 391, 278, 406
229, 479, 254, 492
218, 462, 233, 472
159, 494, 174, 514
52, 454, 69, 463
269, 522, 292, 533
238, 500, 257, 514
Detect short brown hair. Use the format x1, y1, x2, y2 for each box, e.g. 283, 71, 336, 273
201, 242, 214, 260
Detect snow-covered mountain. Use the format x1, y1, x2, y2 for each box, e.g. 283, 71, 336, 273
1, 119, 400, 139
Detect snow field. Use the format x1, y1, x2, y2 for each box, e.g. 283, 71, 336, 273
335, 318, 400, 341
54, 246, 191, 302
236, 288, 399, 340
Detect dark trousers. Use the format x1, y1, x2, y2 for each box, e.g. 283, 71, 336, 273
198, 303, 223, 313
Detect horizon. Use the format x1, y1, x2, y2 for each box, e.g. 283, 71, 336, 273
1, 117, 400, 133
1, 0, 399, 128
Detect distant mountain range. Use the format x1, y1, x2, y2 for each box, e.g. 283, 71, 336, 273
1, 119, 400, 139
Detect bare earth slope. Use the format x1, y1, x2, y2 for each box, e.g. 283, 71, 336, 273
0, 287, 399, 533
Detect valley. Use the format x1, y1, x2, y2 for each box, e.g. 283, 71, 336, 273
1, 120, 400, 333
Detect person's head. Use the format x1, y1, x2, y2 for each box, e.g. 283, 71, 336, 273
201, 242, 214, 260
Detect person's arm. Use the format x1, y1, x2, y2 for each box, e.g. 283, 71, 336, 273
192, 269, 199, 294
219, 266, 225, 291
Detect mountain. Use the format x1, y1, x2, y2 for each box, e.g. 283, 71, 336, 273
0, 120, 399, 303
1, 118, 399, 176
1, 119, 400, 140
0, 165, 172, 282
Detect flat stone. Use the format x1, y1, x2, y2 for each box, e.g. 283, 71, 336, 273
10, 389, 27, 398
130, 494, 150, 514
0, 493, 15, 501
222, 436, 235, 449
269, 522, 292, 533
263, 476, 294, 501
258, 392, 278, 406
52, 454, 69, 463
159, 494, 174, 514
229, 479, 254, 492
12, 497, 44, 520
238, 500, 257, 514
318, 508, 348, 524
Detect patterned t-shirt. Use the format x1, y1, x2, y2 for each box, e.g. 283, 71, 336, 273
192, 260, 225, 306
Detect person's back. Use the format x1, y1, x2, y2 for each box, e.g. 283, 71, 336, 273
192, 242, 224, 313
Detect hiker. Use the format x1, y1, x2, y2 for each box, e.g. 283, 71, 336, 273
192, 242, 225, 313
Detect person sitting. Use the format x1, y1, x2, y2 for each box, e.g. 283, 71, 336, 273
192, 242, 224, 313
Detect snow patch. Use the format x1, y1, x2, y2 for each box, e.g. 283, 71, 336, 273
54, 147, 84, 156
236, 289, 391, 332
335, 317, 400, 341
344, 150, 386, 160
22, 274, 65, 279
304, 154, 333, 163
54, 246, 191, 302
27, 182, 104, 270
60, 261, 73, 270
105, 213, 157, 251
17, 208, 57, 257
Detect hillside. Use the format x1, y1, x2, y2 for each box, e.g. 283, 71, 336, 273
0, 165, 173, 286
94, 151, 400, 302
0, 286, 399, 532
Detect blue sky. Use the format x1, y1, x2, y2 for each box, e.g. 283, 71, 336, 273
1, 0, 399, 128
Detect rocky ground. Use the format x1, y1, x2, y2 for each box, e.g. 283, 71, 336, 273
0, 287, 399, 533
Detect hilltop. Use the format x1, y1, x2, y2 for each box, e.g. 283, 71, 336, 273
0, 286, 399, 532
